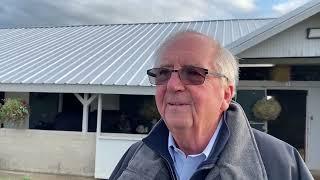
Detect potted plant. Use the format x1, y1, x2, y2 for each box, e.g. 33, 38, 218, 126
0, 98, 29, 128
252, 97, 281, 121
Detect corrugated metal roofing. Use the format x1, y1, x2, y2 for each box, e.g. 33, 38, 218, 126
0, 19, 273, 87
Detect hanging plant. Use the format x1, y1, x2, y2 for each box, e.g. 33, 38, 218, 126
252, 97, 281, 121
0, 98, 29, 127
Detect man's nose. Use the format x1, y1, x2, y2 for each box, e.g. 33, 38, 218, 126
166, 72, 185, 91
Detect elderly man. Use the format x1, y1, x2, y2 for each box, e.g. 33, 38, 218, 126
110, 31, 313, 180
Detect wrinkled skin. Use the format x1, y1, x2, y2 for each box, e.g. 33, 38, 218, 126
155, 32, 234, 155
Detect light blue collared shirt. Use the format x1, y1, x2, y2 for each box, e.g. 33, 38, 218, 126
168, 119, 223, 180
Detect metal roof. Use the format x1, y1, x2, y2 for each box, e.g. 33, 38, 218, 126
0, 19, 273, 93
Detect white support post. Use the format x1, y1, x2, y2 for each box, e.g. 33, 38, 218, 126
88, 94, 97, 104
97, 94, 102, 136
82, 94, 89, 133
74, 93, 85, 104
74, 93, 97, 133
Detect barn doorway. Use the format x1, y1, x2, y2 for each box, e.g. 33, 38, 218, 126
236, 89, 307, 159
267, 90, 307, 159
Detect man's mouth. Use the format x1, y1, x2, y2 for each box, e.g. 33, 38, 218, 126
168, 102, 189, 106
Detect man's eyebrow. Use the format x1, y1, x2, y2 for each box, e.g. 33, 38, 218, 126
158, 64, 173, 68
185, 64, 205, 68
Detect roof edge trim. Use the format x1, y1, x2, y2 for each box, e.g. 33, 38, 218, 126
0, 83, 155, 95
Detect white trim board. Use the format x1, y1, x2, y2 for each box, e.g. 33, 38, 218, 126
0, 83, 155, 95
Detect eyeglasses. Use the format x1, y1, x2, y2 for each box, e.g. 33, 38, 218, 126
147, 65, 228, 85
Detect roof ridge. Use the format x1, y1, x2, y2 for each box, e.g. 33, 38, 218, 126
0, 18, 276, 30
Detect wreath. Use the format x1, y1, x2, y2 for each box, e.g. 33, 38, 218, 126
252, 97, 281, 121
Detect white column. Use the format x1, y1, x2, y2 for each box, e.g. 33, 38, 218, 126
96, 94, 102, 135
74, 93, 97, 133
82, 94, 89, 133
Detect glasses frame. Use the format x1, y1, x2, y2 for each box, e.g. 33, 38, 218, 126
147, 65, 229, 85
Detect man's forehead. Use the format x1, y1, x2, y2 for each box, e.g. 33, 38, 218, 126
162, 33, 215, 51
157, 51, 213, 69
154, 32, 219, 67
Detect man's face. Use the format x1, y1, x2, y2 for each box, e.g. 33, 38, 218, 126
155, 33, 233, 133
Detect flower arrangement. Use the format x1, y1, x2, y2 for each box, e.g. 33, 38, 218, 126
0, 98, 29, 127
252, 97, 281, 121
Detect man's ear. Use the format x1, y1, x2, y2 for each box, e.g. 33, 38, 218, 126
221, 85, 234, 111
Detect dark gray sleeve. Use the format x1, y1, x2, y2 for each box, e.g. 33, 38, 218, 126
293, 148, 314, 180
109, 141, 143, 180
253, 129, 314, 180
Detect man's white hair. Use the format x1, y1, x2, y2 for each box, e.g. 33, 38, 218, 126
155, 30, 239, 97
214, 43, 239, 88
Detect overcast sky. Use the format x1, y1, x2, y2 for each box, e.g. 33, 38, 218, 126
0, 0, 312, 28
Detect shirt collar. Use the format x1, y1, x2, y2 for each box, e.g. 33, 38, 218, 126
168, 116, 223, 160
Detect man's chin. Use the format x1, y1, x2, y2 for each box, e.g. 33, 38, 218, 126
164, 116, 192, 130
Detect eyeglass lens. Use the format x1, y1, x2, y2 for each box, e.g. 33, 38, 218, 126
147, 66, 206, 85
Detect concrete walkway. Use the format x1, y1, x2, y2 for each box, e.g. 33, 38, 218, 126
0, 170, 95, 180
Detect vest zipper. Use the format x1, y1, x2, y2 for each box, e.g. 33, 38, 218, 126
162, 157, 177, 180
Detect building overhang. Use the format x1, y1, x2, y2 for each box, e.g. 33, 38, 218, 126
0, 83, 156, 95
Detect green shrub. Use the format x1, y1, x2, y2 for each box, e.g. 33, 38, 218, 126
0, 98, 29, 126
23, 176, 31, 180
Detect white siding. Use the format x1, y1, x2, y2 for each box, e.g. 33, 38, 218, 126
0, 129, 96, 176
306, 88, 320, 170
95, 134, 144, 179
238, 13, 320, 58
